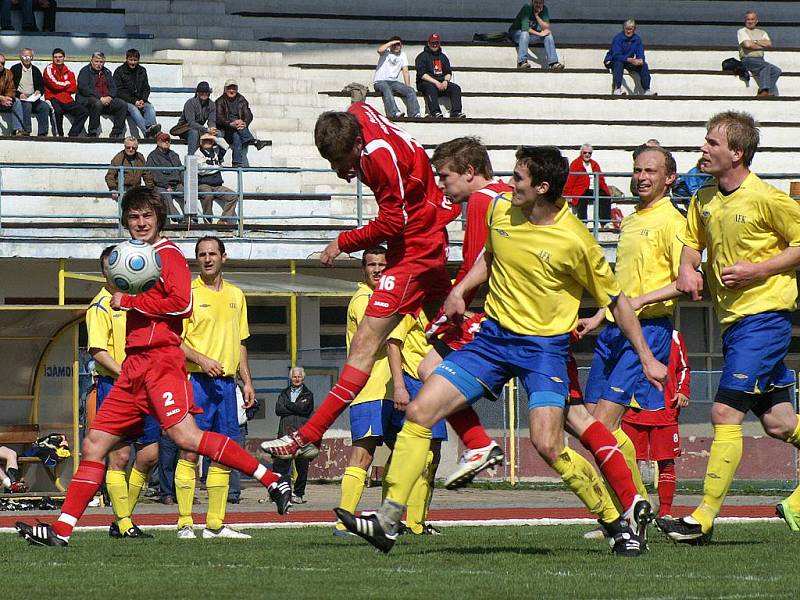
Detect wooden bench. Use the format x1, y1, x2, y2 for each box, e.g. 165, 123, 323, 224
0, 424, 67, 494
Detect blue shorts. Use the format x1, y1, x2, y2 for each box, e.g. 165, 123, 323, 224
385, 373, 448, 443
96, 375, 160, 446
584, 317, 672, 410
439, 318, 570, 410
349, 399, 394, 443
719, 312, 794, 394
190, 374, 240, 439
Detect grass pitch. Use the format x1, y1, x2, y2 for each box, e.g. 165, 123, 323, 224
3, 523, 798, 599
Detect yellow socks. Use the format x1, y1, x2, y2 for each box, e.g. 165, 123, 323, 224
127, 467, 148, 516
337, 466, 368, 531
384, 421, 432, 506
175, 459, 197, 530
613, 428, 649, 501
206, 465, 231, 531
786, 414, 800, 448
781, 417, 800, 513
553, 447, 619, 523
691, 424, 742, 533
406, 451, 434, 534
106, 469, 133, 533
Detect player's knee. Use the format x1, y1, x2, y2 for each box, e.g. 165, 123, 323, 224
530, 438, 560, 465
349, 444, 374, 470
406, 401, 434, 428
763, 420, 793, 441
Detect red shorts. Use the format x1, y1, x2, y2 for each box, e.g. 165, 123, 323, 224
91, 346, 200, 439
365, 265, 451, 318
621, 421, 681, 461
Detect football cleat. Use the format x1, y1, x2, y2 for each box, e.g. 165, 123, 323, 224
9, 481, 28, 493
268, 476, 293, 515
202, 525, 251, 539
177, 525, 197, 539
16, 521, 68, 547
421, 524, 442, 535
260, 430, 319, 459
776, 499, 800, 532
109, 522, 122, 538
122, 524, 153, 539
334, 508, 397, 554
444, 441, 505, 490
599, 517, 641, 557
624, 495, 653, 550
582, 526, 608, 540
332, 526, 356, 537
655, 516, 713, 545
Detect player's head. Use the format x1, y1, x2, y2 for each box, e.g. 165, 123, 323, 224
632, 146, 677, 204
195, 236, 226, 281
289, 366, 305, 387
121, 186, 166, 243
314, 111, 363, 182
432, 137, 494, 204
512, 146, 568, 206
703, 111, 759, 174
361, 245, 387, 290
99, 245, 116, 279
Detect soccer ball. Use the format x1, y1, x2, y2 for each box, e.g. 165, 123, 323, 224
106, 240, 162, 294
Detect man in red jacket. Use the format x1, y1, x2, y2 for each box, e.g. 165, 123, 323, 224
562, 144, 611, 226
43, 47, 88, 137
16, 187, 290, 547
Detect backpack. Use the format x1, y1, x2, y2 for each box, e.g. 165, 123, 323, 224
721, 57, 750, 82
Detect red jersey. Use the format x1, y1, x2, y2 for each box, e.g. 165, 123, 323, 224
337, 102, 460, 270
118, 238, 192, 351
623, 330, 690, 427
43, 62, 78, 104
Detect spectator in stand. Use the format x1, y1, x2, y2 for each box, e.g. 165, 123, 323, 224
11, 48, 49, 136
214, 79, 269, 167
105, 136, 154, 200
273, 367, 315, 504
0, 446, 28, 493
196, 132, 237, 223
563, 144, 611, 225
415, 33, 466, 119
77, 51, 128, 138
113, 48, 161, 138
373, 36, 421, 120
0, 53, 26, 135
604, 19, 655, 96
509, 0, 564, 70
146, 131, 185, 219
44, 48, 89, 137
174, 81, 227, 155
1, 0, 55, 32
738, 11, 782, 97
673, 157, 712, 201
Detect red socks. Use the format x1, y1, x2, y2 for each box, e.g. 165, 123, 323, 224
447, 407, 491, 449
198, 431, 278, 488
52, 460, 106, 539
657, 460, 676, 517
579, 421, 637, 510
299, 364, 369, 443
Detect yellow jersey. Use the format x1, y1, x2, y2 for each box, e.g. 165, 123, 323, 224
607, 197, 686, 321
679, 172, 800, 328
484, 194, 621, 336
86, 287, 127, 378
389, 312, 431, 380
183, 277, 249, 376
347, 283, 394, 405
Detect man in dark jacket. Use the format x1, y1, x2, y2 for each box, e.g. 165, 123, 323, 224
146, 131, 184, 219
273, 367, 314, 504
113, 48, 160, 138
214, 79, 268, 167
11, 48, 49, 135
174, 81, 227, 155
604, 19, 655, 96
414, 33, 465, 119
76, 51, 128, 137
105, 136, 154, 199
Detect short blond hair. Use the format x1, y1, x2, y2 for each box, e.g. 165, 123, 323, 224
706, 111, 760, 167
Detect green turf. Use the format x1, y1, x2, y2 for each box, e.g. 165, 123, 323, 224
5, 523, 799, 599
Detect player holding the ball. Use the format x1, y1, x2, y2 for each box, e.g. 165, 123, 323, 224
16, 187, 291, 548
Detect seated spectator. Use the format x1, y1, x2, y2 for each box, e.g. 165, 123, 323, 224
509, 0, 564, 70
0, 445, 28, 493
672, 157, 712, 201
173, 81, 227, 155
214, 79, 268, 167
738, 10, 781, 97
373, 36, 421, 119
105, 136, 154, 199
604, 19, 655, 96
1, 0, 46, 32
146, 131, 185, 219
563, 144, 611, 225
415, 33, 465, 119
77, 51, 128, 138
43, 47, 89, 137
113, 48, 161, 138
196, 132, 237, 222
11, 48, 49, 136
0, 53, 25, 135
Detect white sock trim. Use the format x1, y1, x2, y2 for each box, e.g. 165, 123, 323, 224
58, 513, 78, 527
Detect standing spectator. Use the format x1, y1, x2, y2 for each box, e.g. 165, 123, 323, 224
1, 0, 36, 31
604, 19, 655, 96
0, 53, 25, 135
76, 51, 127, 138
563, 144, 611, 224
214, 79, 268, 167
11, 48, 49, 136
105, 136, 154, 199
508, 0, 564, 70
43, 47, 88, 137
146, 131, 185, 219
414, 33, 466, 119
196, 132, 237, 222
113, 48, 161, 138
373, 36, 421, 120
738, 10, 782, 97
273, 367, 315, 504
174, 81, 226, 155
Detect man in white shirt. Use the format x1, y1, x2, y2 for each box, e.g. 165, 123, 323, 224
737, 10, 781, 96
373, 37, 421, 120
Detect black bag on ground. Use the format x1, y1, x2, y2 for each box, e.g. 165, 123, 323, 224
721, 57, 750, 82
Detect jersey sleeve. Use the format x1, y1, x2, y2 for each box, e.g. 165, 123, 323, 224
387, 314, 413, 344
238, 291, 250, 341
671, 331, 691, 399
764, 189, 800, 248
346, 293, 369, 351
86, 300, 112, 351
666, 212, 689, 279
678, 194, 706, 252
119, 246, 193, 317
457, 194, 492, 284
572, 237, 621, 307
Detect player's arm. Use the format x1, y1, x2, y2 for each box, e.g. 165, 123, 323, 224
117, 248, 193, 316
676, 245, 703, 300
238, 343, 255, 408
608, 292, 667, 390
181, 341, 224, 377
575, 307, 605, 339
628, 281, 683, 311
444, 249, 492, 322
386, 338, 410, 412
671, 332, 690, 408
721, 246, 800, 290
89, 348, 121, 378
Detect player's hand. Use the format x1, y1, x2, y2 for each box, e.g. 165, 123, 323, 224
676, 264, 703, 300
110, 292, 125, 309
672, 393, 689, 408
642, 357, 667, 391
627, 295, 643, 311
443, 288, 466, 325
721, 260, 763, 289
393, 387, 411, 412
242, 382, 256, 408
199, 357, 225, 377
575, 315, 602, 339
320, 238, 341, 267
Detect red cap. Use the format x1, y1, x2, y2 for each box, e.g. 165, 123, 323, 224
428, 33, 441, 43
